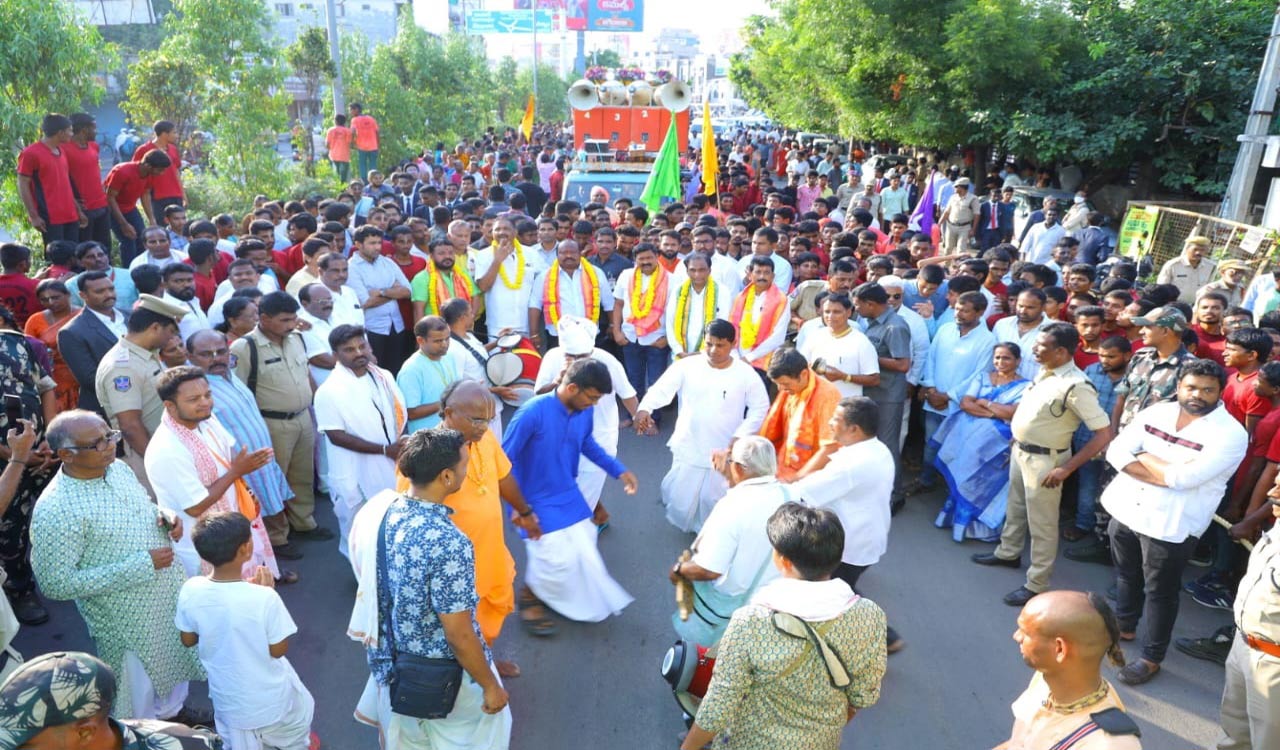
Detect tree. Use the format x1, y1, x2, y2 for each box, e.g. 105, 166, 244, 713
0, 0, 116, 175
285, 27, 337, 174
121, 50, 203, 139
731, 0, 1274, 197
493, 56, 522, 123
515, 64, 569, 124
0, 0, 116, 246
588, 49, 622, 70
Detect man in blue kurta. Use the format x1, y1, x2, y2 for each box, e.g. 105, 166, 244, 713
502, 358, 638, 626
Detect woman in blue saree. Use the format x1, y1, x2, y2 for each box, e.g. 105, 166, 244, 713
931, 343, 1029, 542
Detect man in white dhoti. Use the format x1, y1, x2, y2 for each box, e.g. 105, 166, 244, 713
502, 359, 639, 628
635, 319, 770, 532
314, 324, 407, 558
533, 315, 638, 530
346, 429, 512, 750
145, 366, 288, 583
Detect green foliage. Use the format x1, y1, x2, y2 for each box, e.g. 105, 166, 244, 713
185, 160, 341, 219
285, 27, 338, 172
588, 49, 622, 70
121, 50, 202, 137
497, 61, 569, 127
733, 0, 1274, 197
0, 0, 117, 176
340, 23, 496, 167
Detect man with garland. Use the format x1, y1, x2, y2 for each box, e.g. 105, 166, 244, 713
730, 256, 789, 378
527, 240, 612, 352
667, 253, 733, 359
411, 236, 478, 321
611, 242, 672, 426
475, 216, 537, 341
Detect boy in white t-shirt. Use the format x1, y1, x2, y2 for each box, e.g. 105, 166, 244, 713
176, 513, 315, 750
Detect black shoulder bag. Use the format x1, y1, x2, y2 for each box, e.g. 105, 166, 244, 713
375, 502, 465, 719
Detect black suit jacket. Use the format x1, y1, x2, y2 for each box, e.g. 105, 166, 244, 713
59, 307, 129, 414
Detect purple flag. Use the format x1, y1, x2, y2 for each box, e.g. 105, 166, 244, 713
909, 172, 936, 236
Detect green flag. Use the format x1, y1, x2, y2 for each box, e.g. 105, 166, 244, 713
639, 117, 682, 215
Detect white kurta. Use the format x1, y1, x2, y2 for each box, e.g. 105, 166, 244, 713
797, 326, 881, 399
637, 356, 770, 532
315, 365, 405, 557
445, 332, 504, 436
474, 246, 537, 338
794, 439, 896, 566
533, 347, 635, 509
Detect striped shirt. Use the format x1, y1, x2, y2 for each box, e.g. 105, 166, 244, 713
205, 370, 292, 515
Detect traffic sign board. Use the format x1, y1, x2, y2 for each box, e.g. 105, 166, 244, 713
466, 9, 555, 34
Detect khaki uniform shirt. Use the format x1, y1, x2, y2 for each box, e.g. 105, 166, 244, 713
230, 329, 313, 414
1157, 256, 1217, 304
944, 192, 981, 225
1235, 526, 1280, 646
94, 338, 164, 432
1011, 362, 1110, 450
1006, 675, 1142, 750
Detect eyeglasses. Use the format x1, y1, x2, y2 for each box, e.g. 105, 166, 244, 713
886, 293, 903, 300
68, 430, 121, 452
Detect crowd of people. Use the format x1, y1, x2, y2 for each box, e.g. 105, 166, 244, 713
0, 105, 1277, 750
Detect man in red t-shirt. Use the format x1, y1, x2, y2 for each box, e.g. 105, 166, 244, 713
131, 119, 185, 219
1223, 327, 1275, 437
325, 113, 352, 182
0, 244, 40, 327
349, 103, 380, 181
65, 113, 112, 249
104, 150, 171, 266
16, 114, 83, 244
1191, 291, 1229, 368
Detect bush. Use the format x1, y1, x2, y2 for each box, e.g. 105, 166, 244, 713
183, 159, 350, 219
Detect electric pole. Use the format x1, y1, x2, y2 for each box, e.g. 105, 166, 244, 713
1222, 7, 1280, 222
324, 0, 345, 115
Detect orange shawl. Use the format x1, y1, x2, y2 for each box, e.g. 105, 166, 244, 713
758, 372, 842, 481
628, 266, 670, 337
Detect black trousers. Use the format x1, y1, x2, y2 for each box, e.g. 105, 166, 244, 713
368, 330, 408, 375
39, 220, 80, 246
79, 206, 112, 249
835, 562, 900, 645
1108, 518, 1197, 663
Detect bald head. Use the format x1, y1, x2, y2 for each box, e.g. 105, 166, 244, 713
444, 379, 490, 409
187, 328, 225, 352
1020, 590, 1124, 667
46, 410, 107, 452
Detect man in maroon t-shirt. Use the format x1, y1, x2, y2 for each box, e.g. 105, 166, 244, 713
104, 150, 171, 267
132, 119, 185, 219
66, 113, 112, 249
1190, 290, 1228, 368
16, 114, 83, 244
0, 244, 40, 327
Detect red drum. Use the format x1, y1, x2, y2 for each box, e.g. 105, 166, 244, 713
661, 640, 717, 716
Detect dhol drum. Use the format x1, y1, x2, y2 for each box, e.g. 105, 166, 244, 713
487, 334, 542, 407
661, 640, 717, 718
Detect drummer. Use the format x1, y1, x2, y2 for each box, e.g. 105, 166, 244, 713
534, 316, 638, 531
441, 298, 533, 436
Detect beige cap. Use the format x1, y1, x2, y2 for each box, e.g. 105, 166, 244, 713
135, 293, 188, 321
1184, 235, 1211, 248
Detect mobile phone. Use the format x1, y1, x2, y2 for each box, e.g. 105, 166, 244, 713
3, 394, 22, 431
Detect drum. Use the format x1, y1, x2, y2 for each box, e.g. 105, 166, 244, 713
661, 640, 717, 717
495, 332, 523, 350
485, 352, 523, 387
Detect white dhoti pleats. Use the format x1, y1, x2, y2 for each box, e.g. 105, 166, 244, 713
217, 663, 314, 750
121, 650, 188, 720
661, 459, 729, 533
334, 495, 364, 560
355, 668, 512, 750
523, 518, 633, 622
576, 462, 607, 511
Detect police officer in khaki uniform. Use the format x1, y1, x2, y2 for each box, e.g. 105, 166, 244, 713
998, 590, 1143, 750
1216, 493, 1280, 749
230, 291, 333, 559
974, 322, 1114, 606
93, 294, 187, 493
938, 177, 981, 253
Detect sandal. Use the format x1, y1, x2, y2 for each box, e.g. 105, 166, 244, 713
277, 570, 301, 585
495, 659, 522, 678
1061, 526, 1090, 542
1117, 658, 1160, 685
518, 591, 558, 637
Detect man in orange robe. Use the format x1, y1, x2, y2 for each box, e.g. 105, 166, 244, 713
396, 380, 542, 677
758, 347, 842, 481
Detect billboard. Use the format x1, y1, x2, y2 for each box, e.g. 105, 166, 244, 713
587, 0, 644, 32
467, 9, 556, 33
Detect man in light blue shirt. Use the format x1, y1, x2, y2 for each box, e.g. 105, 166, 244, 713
915, 291, 997, 493
396, 316, 458, 433
346, 225, 411, 372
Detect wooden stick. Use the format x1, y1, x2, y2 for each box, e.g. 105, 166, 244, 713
1212, 513, 1255, 552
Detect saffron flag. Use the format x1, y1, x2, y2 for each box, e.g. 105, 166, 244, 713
520, 95, 535, 142
639, 116, 682, 215
908, 171, 937, 236
701, 101, 718, 196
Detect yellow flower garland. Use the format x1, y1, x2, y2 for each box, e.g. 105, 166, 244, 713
496, 240, 526, 290
545, 260, 601, 326
674, 279, 717, 353
739, 284, 762, 349
425, 261, 474, 315
631, 269, 660, 320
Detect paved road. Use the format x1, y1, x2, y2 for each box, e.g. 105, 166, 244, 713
12, 422, 1229, 748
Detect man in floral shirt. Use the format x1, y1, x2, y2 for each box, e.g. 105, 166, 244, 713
0, 651, 222, 749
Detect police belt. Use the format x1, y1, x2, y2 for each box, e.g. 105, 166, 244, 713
1014, 440, 1067, 456
1244, 633, 1280, 659
260, 408, 307, 420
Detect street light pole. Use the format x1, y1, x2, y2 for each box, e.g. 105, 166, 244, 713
532, 7, 539, 107
1222, 7, 1280, 222
324, 0, 345, 115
